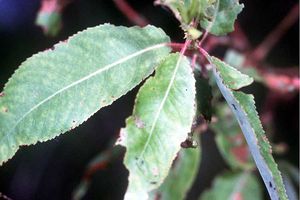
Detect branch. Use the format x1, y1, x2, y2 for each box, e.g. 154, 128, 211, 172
72, 146, 124, 200
258, 66, 300, 94
113, 0, 149, 26
0, 192, 13, 200
250, 3, 299, 63
230, 23, 251, 51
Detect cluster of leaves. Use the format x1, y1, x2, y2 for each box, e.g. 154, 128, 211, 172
156, 0, 243, 36
0, 0, 291, 200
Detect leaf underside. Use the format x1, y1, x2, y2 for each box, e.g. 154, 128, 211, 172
0, 24, 171, 165
210, 56, 288, 200
118, 53, 196, 199
200, 171, 262, 200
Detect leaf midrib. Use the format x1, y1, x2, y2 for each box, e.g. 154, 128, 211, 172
138, 53, 185, 159
6, 43, 167, 138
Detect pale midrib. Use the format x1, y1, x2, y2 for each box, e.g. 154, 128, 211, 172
6, 43, 167, 138
138, 54, 184, 159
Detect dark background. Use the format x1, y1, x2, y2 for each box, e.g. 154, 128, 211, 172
0, 0, 298, 199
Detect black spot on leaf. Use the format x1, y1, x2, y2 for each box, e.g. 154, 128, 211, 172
232, 104, 237, 110
269, 181, 273, 188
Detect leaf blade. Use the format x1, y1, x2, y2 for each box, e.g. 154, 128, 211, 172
200, 0, 244, 36
200, 171, 262, 200
0, 24, 171, 165
119, 53, 196, 199
150, 146, 201, 200
209, 57, 288, 200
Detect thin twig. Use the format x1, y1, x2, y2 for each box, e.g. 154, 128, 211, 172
231, 23, 251, 51
250, 3, 299, 63
0, 192, 13, 200
191, 54, 198, 70
113, 0, 149, 26
167, 42, 185, 50
180, 40, 191, 55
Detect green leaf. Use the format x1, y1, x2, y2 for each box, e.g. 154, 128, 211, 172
118, 53, 196, 199
150, 141, 201, 200
207, 56, 288, 200
200, 171, 262, 200
224, 50, 263, 82
208, 56, 253, 90
200, 0, 244, 36
155, 0, 211, 24
0, 24, 171, 165
278, 161, 299, 200
180, 0, 210, 24
155, 0, 183, 21
35, 11, 62, 37
211, 103, 254, 170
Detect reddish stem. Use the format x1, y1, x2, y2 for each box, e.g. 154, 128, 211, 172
191, 54, 198, 70
198, 29, 209, 48
202, 36, 230, 52
258, 66, 300, 94
83, 161, 108, 180
231, 23, 251, 50
113, 0, 148, 26
167, 42, 185, 51
180, 40, 191, 55
198, 46, 209, 58
250, 3, 299, 63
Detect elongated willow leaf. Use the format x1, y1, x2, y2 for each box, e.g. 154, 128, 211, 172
118, 53, 196, 199
208, 55, 288, 200
200, 171, 262, 200
150, 143, 201, 200
0, 24, 171, 165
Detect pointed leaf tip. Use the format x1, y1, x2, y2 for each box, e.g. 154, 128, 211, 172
210, 56, 253, 90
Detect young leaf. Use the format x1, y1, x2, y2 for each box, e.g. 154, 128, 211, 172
35, 0, 63, 36
208, 56, 288, 200
200, 171, 262, 200
155, 0, 211, 24
200, 0, 244, 36
36, 12, 62, 37
118, 53, 196, 199
150, 141, 201, 200
0, 24, 171, 165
